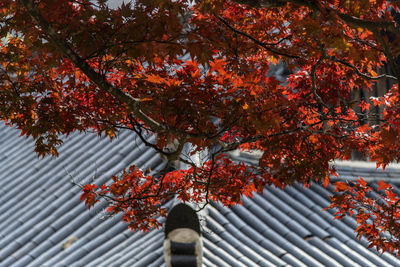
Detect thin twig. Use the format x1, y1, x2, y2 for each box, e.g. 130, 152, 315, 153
328, 56, 398, 81
217, 16, 300, 59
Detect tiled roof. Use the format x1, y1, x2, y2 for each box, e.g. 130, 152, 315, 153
0, 123, 399, 266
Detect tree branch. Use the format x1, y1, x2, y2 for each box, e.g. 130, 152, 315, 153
20, 0, 165, 133
217, 16, 300, 59
234, 0, 400, 34
310, 54, 329, 110
328, 56, 398, 81
373, 30, 400, 83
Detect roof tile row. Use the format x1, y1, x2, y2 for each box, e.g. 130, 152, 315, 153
0, 123, 399, 266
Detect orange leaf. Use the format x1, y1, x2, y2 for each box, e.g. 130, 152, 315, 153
357, 177, 367, 187
377, 180, 391, 191
334, 181, 349, 191
323, 176, 330, 188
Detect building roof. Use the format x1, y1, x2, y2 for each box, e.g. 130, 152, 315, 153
0, 123, 399, 267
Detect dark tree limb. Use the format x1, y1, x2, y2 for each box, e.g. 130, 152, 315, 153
20, 0, 166, 133
217, 16, 300, 59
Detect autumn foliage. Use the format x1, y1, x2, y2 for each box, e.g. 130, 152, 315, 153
328, 179, 400, 254
2, 0, 400, 255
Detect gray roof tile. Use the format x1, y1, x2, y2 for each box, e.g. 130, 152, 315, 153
114, 232, 164, 266
267, 187, 314, 218
344, 239, 389, 266
286, 232, 341, 266
280, 253, 308, 267
1, 122, 400, 266
308, 237, 361, 267
208, 217, 286, 265
204, 229, 260, 266
0, 256, 17, 267
326, 237, 377, 266
203, 238, 248, 267
121, 247, 164, 267
279, 240, 324, 267
284, 186, 317, 209
203, 247, 231, 266
306, 213, 332, 231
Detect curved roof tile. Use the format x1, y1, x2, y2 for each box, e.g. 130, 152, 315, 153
0, 123, 399, 266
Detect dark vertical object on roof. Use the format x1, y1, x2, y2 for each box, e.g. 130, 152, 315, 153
164, 203, 203, 267
165, 204, 201, 237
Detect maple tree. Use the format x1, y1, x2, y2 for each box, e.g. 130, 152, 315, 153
2, 0, 400, 255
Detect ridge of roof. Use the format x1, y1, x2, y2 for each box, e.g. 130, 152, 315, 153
230, 150, 400, 184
